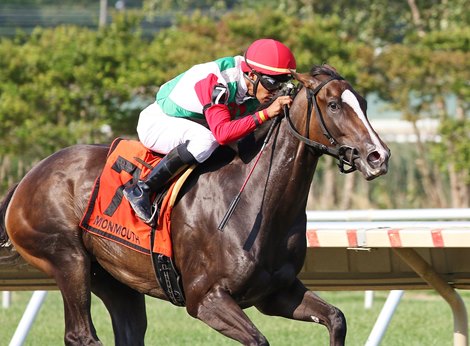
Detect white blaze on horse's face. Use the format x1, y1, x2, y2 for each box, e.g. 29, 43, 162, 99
340, 89, 390, 176
341, 90, 381, 151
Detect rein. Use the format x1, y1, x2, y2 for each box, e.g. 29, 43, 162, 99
218, 78, 358, 230
285, 77, 358, 174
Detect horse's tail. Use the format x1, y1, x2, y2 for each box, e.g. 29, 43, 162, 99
0, 184, 18, 246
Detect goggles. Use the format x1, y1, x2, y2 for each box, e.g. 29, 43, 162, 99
257, 74, 291, 92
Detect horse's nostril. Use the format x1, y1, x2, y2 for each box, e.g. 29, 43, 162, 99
367, 151, 381, 164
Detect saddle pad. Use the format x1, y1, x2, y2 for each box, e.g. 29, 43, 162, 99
80, 138, 191, 258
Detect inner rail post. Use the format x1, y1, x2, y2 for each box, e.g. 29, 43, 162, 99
393, 248, 468, 346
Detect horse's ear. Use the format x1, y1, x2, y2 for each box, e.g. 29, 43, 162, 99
291, 70, 316, 88
323, 64, 337, 72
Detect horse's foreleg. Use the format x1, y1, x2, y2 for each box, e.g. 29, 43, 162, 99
186, 286, 269, 346
90, 262, 147, 346
255, 279, 346, 346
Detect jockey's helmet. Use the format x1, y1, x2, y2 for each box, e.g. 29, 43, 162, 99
242, 39, 296, 77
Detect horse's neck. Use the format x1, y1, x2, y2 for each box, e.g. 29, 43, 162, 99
279, 121, 317, 184
252, 116, 319, 224
269, 89, 323, 194
245, 89, 335, 243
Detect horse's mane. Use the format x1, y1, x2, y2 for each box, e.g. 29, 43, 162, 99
310, 64, 342, 79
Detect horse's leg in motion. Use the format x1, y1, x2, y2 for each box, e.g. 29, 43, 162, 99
55, 251, 102, 345
186, 287, 269, 345
256, 279, 347, 346
7, 214, 100, 344
20, 240, 101, 345
90, 262, 147, 346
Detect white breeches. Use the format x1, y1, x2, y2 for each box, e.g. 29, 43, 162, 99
137, 103, 219, 163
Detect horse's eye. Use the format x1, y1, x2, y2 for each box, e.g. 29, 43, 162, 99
328, 101, 340, 112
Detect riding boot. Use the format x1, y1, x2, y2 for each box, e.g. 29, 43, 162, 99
123, 142, 196, 223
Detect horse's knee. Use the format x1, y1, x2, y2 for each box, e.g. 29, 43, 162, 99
328, 306, 347, 344
329, 306, 346, 327
246, 336, 269, 346
257, 336, 270, 346
185, 288, 270, 345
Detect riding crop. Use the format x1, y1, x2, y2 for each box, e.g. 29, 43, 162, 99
218, 84, 295, 231
217, 115, 281, 231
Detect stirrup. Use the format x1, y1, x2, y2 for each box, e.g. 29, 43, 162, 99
123, 185, 153, 223
147, 205, 159, 226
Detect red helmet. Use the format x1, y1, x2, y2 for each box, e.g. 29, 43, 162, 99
242, 39, 296, 76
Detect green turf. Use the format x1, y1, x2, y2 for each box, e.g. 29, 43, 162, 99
0, 290, 467, 345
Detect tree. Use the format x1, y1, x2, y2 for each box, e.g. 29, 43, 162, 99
0, 13, 154, 168
1, 2, 468, 209
373, 26, 470, 207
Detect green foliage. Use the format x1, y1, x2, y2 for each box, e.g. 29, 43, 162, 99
407, 26, 470, 51
431, 119, 470, 183
0, 2, 468, 206
373, 43, 469, 117
143, 0, 237, 13
0, 12, 152, 159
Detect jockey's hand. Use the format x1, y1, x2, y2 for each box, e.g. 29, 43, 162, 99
265, 96, 293, 118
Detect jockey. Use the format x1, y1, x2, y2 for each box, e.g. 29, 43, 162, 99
124, 38, 297, 223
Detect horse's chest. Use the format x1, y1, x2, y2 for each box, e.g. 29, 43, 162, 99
232, 258, 299, 306
245, 241, 305, 299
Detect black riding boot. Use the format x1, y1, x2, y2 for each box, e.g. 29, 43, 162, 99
123, 142, 196, 223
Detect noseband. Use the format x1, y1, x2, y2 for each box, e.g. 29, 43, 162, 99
285, 76, 359, 173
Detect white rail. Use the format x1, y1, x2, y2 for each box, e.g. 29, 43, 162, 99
306, 208, 470, 346
9, 291, 48, 346
306, 208, 470, 221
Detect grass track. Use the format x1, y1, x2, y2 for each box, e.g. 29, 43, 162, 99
1, 290, 468, 345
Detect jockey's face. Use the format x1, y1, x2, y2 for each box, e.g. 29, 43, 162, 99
246, 71, 275, 103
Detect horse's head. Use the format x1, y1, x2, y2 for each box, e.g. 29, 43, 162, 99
289, 65, 390, 180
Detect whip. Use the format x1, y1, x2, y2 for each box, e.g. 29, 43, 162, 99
218, 84, 294, 231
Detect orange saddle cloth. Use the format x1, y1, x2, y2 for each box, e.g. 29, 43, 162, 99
80, 138, 191, 258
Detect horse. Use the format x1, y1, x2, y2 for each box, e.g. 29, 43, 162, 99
0, 65, 390, 346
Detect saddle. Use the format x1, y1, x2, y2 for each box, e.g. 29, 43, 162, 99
80, 138, 192, 306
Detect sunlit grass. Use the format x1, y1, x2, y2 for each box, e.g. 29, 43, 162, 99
0, 290, 467, 345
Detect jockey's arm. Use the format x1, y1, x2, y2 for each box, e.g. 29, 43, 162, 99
204, 104, 258, 145
195, 74, 263, 145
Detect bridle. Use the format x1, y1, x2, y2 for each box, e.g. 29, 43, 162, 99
219, 74, 358, 230
285, 76, 360, 173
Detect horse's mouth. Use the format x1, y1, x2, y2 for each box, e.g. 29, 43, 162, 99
355, 150, 390, 181
363, 165, 388, 181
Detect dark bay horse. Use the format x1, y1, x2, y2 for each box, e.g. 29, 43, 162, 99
0, 65, 390, 345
